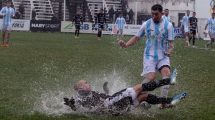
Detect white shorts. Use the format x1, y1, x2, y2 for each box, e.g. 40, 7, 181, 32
184, 26, 189, 33
209, 32, 215, 39
142, 56, 170, 76
2, 24, 12, 32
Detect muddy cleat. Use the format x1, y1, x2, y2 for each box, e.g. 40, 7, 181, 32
171, 92, 187, 105
140, 101, 151, 110
170, 68, 177, 85
159, 104, 174, 109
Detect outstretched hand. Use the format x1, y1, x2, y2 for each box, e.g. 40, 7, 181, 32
63, 97, 76, 111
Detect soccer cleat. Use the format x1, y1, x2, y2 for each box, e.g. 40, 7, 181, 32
140, 101, 151, 110
158, 104, 174, 109
4, 43, 9, 47
171, 92, 187, 105
170, 68, 177, 85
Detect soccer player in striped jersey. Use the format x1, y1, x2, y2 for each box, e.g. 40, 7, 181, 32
0, 1, 15, 47
181, 10, 190, 47
204, 12, 215, 49
162, 9, 171, 22
118, 4, 175, 109
115, 13, 127, 40
189, 12, 198, 47
72, 11, 83, 39
95, 9, 106, 41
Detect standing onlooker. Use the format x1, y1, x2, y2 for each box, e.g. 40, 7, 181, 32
32, 9, 36, 20
115, 9, 119, 22
72, 11, 83, 39
181, 10, 190, 47
189, 12, 198, 47
108, 7, 114, 23
95, 9, 106, 40
162, 9, 171, 22
128, 9, 134, 24
0, 1, 15, 47
115, 13, 126, 40
204, 12, 215, 49
122, 8, 127, 20
18, 2, 24, 19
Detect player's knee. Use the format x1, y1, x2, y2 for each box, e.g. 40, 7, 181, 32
146, 73, 156, 81
160, 67, 171, 77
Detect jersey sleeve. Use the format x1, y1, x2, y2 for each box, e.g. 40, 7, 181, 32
207, 18, 210, 25
115, 18, 118, 24
135, 22, 146, 38
0, 7, 5, 16
168, 22, 175, 41
12, 8, 15, 16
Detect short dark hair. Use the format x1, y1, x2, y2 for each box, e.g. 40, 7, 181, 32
151, 4, 163, 13
193, 12, 196, 14
6, 0, 11, 3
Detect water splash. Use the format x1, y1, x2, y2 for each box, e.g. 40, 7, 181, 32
32, 70, 129, 116
33, 90, 74, 116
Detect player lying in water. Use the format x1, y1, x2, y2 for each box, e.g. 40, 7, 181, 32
64, 69, 187, 114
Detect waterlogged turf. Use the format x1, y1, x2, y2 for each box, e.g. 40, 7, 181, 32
0, 32, 214, 120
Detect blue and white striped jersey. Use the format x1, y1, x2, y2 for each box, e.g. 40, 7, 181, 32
162, 15, 171, 22
207, 18, 215, 33
182, 15, 190, 27
0, 7, 15, 26
115, 17, 126, 29
136, 18, 174, 61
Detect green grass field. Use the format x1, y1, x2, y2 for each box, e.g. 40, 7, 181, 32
0, 32, 214, 120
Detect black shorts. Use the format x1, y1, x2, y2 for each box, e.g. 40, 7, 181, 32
190, 30, 196, 35
98, 24, 104, 30
75, 25, 80, 30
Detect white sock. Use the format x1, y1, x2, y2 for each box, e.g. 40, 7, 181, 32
160, 76, 170, 98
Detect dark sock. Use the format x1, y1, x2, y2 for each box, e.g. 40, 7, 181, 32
77, 30, 80, 36
193, 36, 195, 45
189, 37, 192, 44
142, 78, 171, 91
75, 30, 77, 36
146, 94, 172, 105
98, 30, 102, 37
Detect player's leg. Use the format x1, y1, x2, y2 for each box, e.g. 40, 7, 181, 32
97, 24, 103, 40
158, 57, 171, 98
74, 25, 78, 38
137, 92, 187, 107
211, 38, 214, 48
104, 77, 176, 107
1, 32, 5, 46
189, 31, 192, 44
208, 32, 214, 49
210, 33, 215, 48
184, 27, 190, 47
192, 30, 196, 46
158, 57, 177, 108
1, 25, 7, 46
4, 31, 9, 47
6, 25, 12, 46
77, 25, 80, 38
142, 56, 157, 82
119, 29, 123, 40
